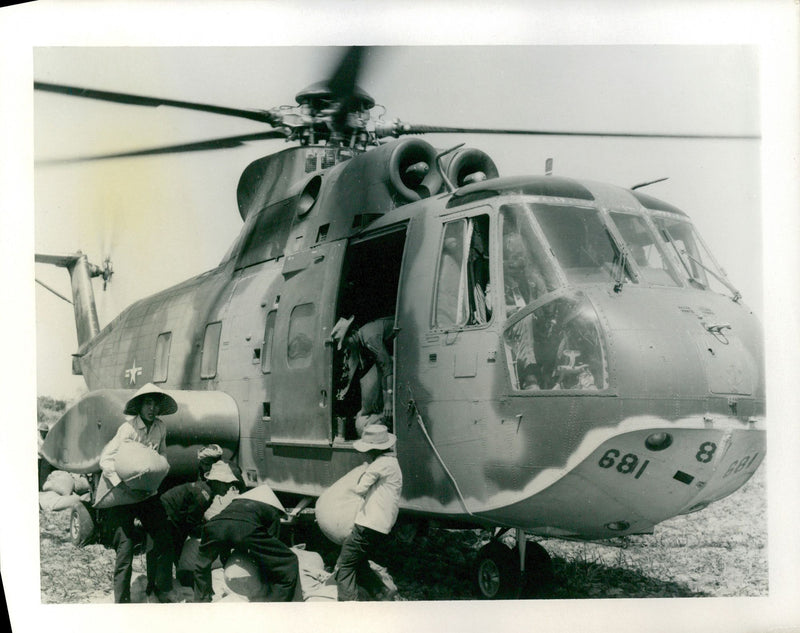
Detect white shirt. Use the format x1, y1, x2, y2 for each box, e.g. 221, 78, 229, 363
99, 415, 167, 487
353, 454, 402, 535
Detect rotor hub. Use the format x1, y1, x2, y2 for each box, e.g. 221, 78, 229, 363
295, 80, 375, 111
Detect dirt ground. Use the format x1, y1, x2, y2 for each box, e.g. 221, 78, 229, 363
38, 462, 766, 603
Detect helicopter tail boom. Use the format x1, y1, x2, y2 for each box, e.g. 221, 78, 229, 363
35, 252, 102, 350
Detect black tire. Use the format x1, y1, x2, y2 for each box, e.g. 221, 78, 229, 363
521, 541, 555, 597
69, 502, 96, 547
475, 541, 519, 599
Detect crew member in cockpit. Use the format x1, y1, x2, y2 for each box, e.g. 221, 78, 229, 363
503, 233, 547, 314
331, 316, 395, 436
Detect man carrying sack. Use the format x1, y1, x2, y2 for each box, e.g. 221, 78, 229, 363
334, 425, 403, 601
97, 383, 176, 603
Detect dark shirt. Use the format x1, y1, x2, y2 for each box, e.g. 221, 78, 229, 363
208, 498, 281, 538
353, 317, 394, 381
160, 481, 214, 534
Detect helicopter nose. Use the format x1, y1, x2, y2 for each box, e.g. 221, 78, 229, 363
478, 416, 765, 539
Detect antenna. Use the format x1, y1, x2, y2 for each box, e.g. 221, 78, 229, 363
631, 177, 669, 190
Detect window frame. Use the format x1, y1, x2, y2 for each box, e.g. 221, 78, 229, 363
286, 302, 316, 370
501, 289, 614, 396
153, 331, 172, 383
608, 209, 681, 287
529, 201, 633, 286
499, 202, 564, 320
200, 321, 223, 379
261, 309, 277, 374
431, 208, 494, 332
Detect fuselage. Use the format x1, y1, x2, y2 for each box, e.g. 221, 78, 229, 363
71, 142, 765, 538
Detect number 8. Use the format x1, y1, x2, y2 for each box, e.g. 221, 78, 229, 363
695, 441, 717, 463
617, 453, 639, 474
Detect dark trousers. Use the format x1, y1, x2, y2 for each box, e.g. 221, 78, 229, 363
104, 497, 172, 603
146, 521, 186, 593
334, 523, 388, 601
193, 508, 299, 602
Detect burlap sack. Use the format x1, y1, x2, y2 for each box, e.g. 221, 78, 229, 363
315, 463, 367, 545
114, 442, 170, 491
39, 490, 81, 511
223, 553, 266, 599
42, 470, 75, 496
93, 475, 155, 508
70, 473, 91, 495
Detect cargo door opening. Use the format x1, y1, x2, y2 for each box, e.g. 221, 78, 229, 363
333, 226, 408, 441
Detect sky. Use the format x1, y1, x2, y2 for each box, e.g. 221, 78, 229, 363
2, 2, 799, 633
32, 44, 762, 400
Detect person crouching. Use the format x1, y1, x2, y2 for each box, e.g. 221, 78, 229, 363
192, 483, 299, 602
145, 460, 240, 598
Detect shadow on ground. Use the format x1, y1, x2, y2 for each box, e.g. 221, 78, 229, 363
287, 522, 706, 601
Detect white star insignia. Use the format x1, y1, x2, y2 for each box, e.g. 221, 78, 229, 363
124, 360, 143, 385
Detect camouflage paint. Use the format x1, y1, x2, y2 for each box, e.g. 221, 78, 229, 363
51, 139, 765, 538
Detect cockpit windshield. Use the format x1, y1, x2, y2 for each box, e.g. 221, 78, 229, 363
500, 204, 560, 317
530, 203, 632, 286
609, 212, 680, 286
653, 215, 740, 300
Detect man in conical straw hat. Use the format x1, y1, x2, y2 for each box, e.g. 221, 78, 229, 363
192, 481, 299, 602
98, 383, 178, 603
334, 425, 403, 600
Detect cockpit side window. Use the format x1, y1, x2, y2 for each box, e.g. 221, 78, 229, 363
503, 292, 608, 391
235, 199, 295, 270
500, 204, 560, 317
610, 212, 680, 286
433, 214, 492, 329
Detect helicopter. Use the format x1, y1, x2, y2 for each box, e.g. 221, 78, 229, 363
34, 46, 764, 599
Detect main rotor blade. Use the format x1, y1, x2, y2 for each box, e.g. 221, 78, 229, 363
36, 130, 289, 165
327, 47, 372, 132
399, 124, 761, 141
328, 46, 365, 102
34, 81, 275, 124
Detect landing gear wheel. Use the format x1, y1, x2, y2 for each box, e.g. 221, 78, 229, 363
475, 541, 519, 599
522, 541, 554, 596
69, 502, 96, 547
